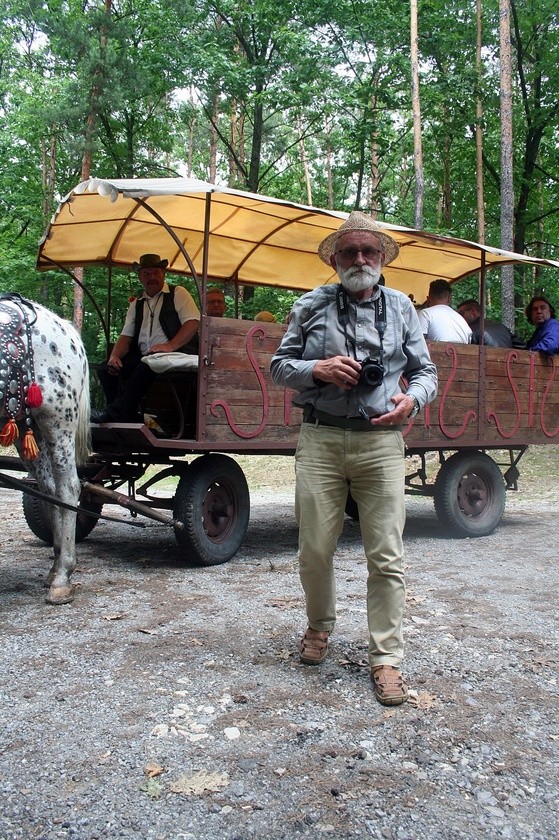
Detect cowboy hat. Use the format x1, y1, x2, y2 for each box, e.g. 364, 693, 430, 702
132, 253, 169, 271
318, 211, 399, 266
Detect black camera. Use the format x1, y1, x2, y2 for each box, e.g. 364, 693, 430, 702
358, 357, 384, 388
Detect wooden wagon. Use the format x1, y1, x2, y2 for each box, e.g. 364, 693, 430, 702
6, 177, 557, 565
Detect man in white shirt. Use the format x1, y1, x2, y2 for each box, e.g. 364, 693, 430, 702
417, 279, 472, 343
92, 253, 200, 423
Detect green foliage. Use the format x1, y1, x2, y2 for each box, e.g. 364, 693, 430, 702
238, 287, 300, 323
0, 0, 558, 350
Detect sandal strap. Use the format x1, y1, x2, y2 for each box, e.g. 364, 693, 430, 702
299, 628, 329, 664
371, 665, 408, 705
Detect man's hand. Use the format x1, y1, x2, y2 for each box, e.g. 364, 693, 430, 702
370, 394, 415, 426
106, 335, 131, 374
147, 341, 173, 354
313, 356, 362, 390
106, 355, 123, 374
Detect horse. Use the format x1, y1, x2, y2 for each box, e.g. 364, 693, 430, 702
0, 294, 90, 604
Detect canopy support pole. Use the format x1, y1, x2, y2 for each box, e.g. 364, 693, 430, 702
37, 260, 110, 346
134, 198, 201, 304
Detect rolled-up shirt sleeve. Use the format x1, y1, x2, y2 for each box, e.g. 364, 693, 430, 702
271, 298, 318, 390
400, 305, 439, 409
173, 285, 200, 324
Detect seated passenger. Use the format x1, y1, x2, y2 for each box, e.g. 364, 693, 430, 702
417, 279, 472, 343
91, 253, 200, 423
525, 295, 559, 354
206, 286, 226, 317
457, 299, 525, 348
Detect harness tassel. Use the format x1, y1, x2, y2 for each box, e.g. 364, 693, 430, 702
0, 419, 19, 447
26, 382, 43, 408
22, 428, 39, 460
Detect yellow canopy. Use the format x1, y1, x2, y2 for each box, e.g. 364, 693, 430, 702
37, 177, 559, 302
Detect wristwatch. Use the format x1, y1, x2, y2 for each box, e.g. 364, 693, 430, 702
408, 396, 421, 418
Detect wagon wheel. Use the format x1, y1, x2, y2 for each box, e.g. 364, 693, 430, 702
173, 454, 250, 566
22, 493, 104, 545
433, 451, 506, 537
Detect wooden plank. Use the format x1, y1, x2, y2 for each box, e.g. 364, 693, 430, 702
196, 317, 559, 451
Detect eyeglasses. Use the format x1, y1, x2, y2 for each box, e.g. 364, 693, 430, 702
335, 246, 382, 261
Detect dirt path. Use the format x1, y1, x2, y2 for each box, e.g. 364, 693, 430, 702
0, 470, 557, 839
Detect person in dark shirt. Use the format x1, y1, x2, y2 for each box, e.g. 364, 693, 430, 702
457, 299, 525, 348
525, 296, 559, 354
91, 253, 200, 423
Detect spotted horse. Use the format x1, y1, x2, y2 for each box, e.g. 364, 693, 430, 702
0, 294, 90, 604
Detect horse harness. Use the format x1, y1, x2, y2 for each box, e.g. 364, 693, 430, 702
0, 293, 43, 458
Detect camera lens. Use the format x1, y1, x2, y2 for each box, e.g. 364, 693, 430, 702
359, 358, 384, 387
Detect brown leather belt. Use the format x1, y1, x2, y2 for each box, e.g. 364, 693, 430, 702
303, 405, 379, 432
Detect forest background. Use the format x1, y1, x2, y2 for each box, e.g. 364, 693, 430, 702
1, 0, 559, 363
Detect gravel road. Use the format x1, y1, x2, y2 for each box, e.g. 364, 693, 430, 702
0, 461, 558, 840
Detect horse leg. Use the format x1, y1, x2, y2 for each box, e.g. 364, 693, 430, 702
44, 458, 80, 605
29, 438, 80, 605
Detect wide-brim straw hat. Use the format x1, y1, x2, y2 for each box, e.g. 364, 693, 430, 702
318, 212, 399, 266
132, 253, 169, 271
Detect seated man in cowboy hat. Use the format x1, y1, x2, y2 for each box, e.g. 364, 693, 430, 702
271, 211, 437, 707
92, 253, 200, 423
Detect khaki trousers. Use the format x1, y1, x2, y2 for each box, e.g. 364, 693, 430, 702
295, 421, 406, 667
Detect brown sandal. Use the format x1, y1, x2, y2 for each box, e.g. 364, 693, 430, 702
371, 665, 408, 706
299, 628, 330, 665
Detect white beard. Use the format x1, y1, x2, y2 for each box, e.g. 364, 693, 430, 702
338, 264, 381, 294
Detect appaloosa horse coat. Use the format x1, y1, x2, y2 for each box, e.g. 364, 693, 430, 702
0, 295, 90, 604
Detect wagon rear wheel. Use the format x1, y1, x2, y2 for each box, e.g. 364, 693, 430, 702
433, 451, 505, 537
173, 454, 250, 566
22, 493, 103, 545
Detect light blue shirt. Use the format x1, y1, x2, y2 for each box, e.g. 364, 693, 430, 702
271, 284, 438, 418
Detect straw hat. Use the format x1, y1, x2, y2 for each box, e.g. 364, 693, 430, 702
132, 253, 169, 271
318, 212, 399, 266
254, 311, 276, 322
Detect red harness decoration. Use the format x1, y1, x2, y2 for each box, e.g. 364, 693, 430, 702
0, 297, 43, 459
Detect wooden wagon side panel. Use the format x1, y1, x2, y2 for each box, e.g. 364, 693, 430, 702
198, 317, 302, 449
407, 342, 559, 447
197, 319, 559, 451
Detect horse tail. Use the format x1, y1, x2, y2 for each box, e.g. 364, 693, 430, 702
75, 361, 91, 465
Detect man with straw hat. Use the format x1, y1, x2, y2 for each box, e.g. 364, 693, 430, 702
271, 212, 437, 706
92, 253, 200, 423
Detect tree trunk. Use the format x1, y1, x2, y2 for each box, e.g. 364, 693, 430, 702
297, 115, 312, 206
40, 134, 57, 302
247, 93, 264, 192
442, 125, 452, 228
325, 124, 334, 210
209, 92, 219, 183
187, 88, 196, 177
475, 0, 486, 246
499, 0, 515, 330
73, 0, 112, 332
369, 91, 380, 219
410, 0, 424, 228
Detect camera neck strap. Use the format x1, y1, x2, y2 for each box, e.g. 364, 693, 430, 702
336, 284, 386, 363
